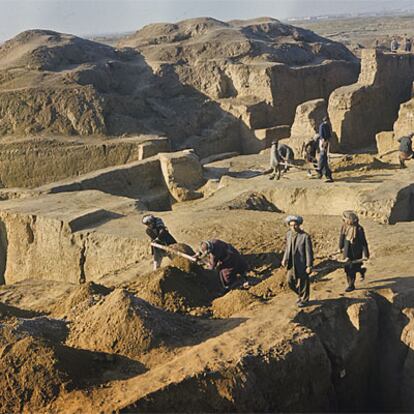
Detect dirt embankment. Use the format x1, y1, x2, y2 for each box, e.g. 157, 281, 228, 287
0, 238, 414, 414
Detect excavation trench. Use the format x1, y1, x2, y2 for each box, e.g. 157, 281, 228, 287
121, 292, 414, 413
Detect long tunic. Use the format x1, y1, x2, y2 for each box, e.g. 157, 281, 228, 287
208, 239, 248, 285
339, 225, 369, 261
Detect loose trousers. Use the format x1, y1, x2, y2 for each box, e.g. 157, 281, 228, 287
287, 269, 310, 302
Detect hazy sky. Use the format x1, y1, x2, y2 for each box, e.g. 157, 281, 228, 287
0, 0, 413, 41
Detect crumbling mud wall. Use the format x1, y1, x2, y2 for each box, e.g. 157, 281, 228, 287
0, 136, 166, 188
119, 18, 359, 154
269, 60, 357, 127
159, 150, 205, 202
179, 60, 357, 130
328, 49, 414, 151
37, 156, 171, 211
282, 98, 328, 155
376, 96, 414, 155
36, 149, 207, 209
170, 56, 357, 146
393, 97, 414, 138
244, 179, 414, 224
0, 192, 149, 285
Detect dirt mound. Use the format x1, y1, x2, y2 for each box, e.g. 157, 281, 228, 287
332, 154, 391, 172
120, 17, 356, 65
211, 289, 262, 318
249, 269, 289, 299
222, 191, 279, 212
12, 317, 69, 343
168, 243, 197, 273
53, 281, 112, 320
0, 30, 234, 155
0, 30, 117, 71
128, 265, 221, 313
67, 289, 197, 358
0, 325, 68, 414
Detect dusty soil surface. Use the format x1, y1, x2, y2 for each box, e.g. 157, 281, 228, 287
2, 14, 414, 413
0, 150, 413, 412
297, 14, 414, 56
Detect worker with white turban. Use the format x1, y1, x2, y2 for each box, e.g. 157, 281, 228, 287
281, 215, 314, 307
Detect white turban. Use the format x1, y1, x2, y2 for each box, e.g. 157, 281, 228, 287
285, 215, 303, 225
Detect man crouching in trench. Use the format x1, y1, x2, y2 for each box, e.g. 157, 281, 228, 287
194, 239, 249, 291
281, 215, 314, 308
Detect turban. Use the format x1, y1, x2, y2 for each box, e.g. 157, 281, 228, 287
285, 215, 303, 225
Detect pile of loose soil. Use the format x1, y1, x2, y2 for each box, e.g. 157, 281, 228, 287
67, 289, 197, 359
128, 265, 221, 313
0, 326, 68, 414
211, 289, 263, 318
249, 269, 289, 299
12, 316, 69, 343
221, 192, 279, 212
332, 154, 391, 173
53, 281, 112, 320
168, 243, 197, 273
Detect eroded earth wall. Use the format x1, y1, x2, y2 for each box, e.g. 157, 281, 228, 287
328, 49, 414, 150
0, 136, 168, 188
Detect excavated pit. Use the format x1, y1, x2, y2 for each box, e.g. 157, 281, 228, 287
119, 292, 414, 413
0, 217, 413, 413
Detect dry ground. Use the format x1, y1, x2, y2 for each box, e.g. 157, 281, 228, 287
0, 150, 413, 412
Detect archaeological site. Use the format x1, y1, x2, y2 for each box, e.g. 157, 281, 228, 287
1, 12, 414, 413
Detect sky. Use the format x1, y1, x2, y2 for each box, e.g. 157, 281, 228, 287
0, 0, 413, 41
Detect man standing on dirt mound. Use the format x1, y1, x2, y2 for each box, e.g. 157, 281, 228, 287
142, 215, 177, 270
281, 215, 314, 308
194, 239, 249, 291
339, 211, 369, 292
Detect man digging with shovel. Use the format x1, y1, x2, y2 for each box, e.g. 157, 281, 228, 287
142, 214, 177, 270
193, 240, 250, 291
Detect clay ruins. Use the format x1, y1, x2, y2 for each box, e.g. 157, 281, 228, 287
0, 16, 414, 413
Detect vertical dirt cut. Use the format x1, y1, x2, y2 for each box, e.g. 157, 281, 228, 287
0, 220, 7, 285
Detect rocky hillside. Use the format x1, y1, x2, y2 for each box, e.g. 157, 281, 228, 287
0, 29, 237, 157
119, 17, 356, 65
119, 17, 359, 132
0, 20, 359, 157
